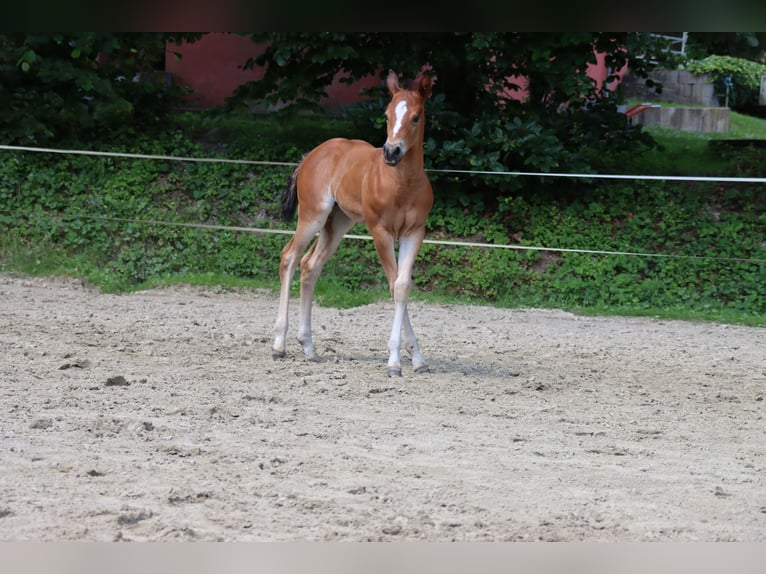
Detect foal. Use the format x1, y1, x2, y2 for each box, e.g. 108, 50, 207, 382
272, 70, 434, 376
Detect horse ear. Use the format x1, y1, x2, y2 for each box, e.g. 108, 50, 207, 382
418, 73, 433, 99
386, 70, 400, 95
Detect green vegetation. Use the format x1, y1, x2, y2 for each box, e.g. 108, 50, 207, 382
1, 109, 764, 325
0, 33, 201, 144
609, 109, 766, 177
686, 55, 766, 114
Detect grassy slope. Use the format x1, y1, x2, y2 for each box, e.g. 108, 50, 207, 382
1, 108, 764, 325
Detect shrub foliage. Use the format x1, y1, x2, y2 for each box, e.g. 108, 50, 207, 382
686, 55, 766, 114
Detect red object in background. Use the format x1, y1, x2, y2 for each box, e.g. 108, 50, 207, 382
624, 103, 657, 118
165, 33, 267, 108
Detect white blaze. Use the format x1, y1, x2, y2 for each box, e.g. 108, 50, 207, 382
391, 100, 408, 139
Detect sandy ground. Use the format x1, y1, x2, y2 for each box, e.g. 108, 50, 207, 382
0, 273, 764, 541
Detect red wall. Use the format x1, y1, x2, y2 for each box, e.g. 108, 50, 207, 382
165, 33, 267, 108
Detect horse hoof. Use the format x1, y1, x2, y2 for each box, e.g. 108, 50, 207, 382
272, 351, 286, 360
414, 365, 430, 374
387, 368, 402, 377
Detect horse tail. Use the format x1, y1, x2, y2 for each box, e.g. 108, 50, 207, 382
280, 162, 300, 221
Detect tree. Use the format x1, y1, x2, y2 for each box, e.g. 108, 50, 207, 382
233, 33, 663, 117
686, 32, 766, 62
0, 33, 199, 143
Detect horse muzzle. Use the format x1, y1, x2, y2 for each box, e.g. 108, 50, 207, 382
383, 142, 404, 166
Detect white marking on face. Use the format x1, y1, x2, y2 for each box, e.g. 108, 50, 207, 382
391, 100, 408, 139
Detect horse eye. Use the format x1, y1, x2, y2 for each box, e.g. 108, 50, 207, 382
412, 114, 421, 124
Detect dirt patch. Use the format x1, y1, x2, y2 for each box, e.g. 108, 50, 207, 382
0, 273, 764, 541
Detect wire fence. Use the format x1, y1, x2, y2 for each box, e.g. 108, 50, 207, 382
3, 144, 766, 265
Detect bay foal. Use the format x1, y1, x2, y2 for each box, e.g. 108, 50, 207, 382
272, 70, 434, 376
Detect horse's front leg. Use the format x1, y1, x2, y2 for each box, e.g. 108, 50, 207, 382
374, 230, 427, 376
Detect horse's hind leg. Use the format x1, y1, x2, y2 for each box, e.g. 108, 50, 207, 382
296, 208, 354, 360
273, 221, 323, 359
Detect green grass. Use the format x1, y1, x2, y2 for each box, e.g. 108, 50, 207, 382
643, 108, 766, 141
727, 110, 766, 139
177, 109, 356, 162
615, 108, 766, 176
136, 272, 275, 294
626, 97, 766, 137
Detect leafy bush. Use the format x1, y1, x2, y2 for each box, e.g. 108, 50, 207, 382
686, 55, 766, 114
0, 33, 193, 144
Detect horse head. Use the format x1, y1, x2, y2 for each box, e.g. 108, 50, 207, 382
383, 69, 432, 167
